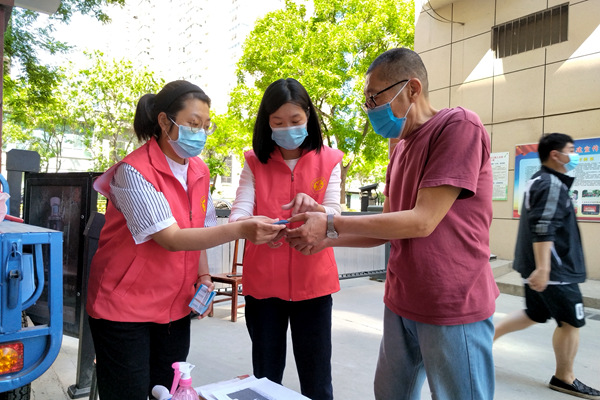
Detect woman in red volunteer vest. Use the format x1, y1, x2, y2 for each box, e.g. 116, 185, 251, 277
86, 80, 284, 400
230, 78, 343, 400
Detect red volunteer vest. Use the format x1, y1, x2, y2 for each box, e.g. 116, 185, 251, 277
243, 146, 343, 301
86, 138, 209, 323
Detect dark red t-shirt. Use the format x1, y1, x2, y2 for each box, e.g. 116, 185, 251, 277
383, 107, 499, 325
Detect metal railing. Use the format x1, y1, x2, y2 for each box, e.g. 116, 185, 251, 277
206, 213, 388, 280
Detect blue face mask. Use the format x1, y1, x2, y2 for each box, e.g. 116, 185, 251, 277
167, 119, 207, 158
271, 123, 308, 150
561, 152, 580, 172
366, 80, 412, 139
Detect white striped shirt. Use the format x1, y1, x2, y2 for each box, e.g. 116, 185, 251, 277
110, 160, 217, 245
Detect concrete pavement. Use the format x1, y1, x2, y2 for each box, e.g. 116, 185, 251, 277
30, 267, 600, 399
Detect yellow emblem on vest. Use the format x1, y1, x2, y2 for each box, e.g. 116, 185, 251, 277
312, 177, 326, 193
201, 195, 207, 213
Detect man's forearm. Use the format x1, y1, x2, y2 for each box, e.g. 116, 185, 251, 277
328, 235, 388, 248
532, 241, 553, 272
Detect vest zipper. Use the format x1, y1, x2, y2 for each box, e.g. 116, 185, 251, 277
188, 192, 192, 221
289, 169, 295, 300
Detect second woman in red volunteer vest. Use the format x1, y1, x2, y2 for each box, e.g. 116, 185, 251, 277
230, 78, 343, 400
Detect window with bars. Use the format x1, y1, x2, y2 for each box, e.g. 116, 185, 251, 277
492, 3, 568, 58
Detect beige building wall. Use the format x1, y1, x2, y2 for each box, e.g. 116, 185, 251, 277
414, 0, 600, 278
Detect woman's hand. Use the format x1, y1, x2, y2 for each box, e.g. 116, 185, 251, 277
196, 275, 214, 292
281, 193, 324, 215
239, 216, 286, 244
194, 275, 214, 319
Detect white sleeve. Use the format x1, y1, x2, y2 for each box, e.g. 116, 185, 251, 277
322, 162, 342, 215
229, 163, 256, 222
110, 163, 176, 245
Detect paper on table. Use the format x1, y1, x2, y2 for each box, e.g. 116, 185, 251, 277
197, 376, 309, 400
196, 376, 256, 400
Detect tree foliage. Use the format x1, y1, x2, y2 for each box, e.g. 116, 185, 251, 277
69, 51, 164, 170
4, 52, 163, 172
3, 67, 77, 172
203, 112, 249, 195
2, 0, 126, 169
227, 0, 414, 201
3, 0, 125, 104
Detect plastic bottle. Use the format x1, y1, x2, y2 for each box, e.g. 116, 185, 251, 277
171, 362, 199, 400
151, 384, 172, 400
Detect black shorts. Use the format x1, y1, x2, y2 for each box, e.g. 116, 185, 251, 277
524, 283, 586, 328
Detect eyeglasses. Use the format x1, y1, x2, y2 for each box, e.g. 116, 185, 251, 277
168, 116, 217, 135
363, 79, 409, 111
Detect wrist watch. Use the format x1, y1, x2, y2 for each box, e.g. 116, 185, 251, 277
326, 213, 338, 239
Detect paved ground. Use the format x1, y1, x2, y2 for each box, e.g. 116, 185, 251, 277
30, 275, 600, 400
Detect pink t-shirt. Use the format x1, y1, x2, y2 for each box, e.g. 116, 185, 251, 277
383, 107, 499, 325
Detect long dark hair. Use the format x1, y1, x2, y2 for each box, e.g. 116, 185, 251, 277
253, 78, 323, 163
133, 80, 211, 142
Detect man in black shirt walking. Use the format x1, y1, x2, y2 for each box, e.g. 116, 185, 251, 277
494, 133, 599, 399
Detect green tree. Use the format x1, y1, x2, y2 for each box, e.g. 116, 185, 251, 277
2, 0, 126, 168
4, 52, 163, 172
203, 112, 250, 195
228, 0, 414, 203
71, 51, 164, 170
3, 67, 78, 172
3, 0, 125, 106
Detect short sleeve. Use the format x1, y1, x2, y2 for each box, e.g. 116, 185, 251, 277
419, 113, 489, 198
205, 192, 218, 227
110, 163, 175, 244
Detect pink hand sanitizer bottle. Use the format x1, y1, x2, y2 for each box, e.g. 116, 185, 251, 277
171, 362, 199, 400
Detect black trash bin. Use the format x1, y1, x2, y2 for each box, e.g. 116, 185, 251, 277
359, 183, 379, 212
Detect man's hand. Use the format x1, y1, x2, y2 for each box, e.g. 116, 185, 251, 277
285, 212, 328, 249
281, 193, 323, 215
291, 239, 330, 255
266, 228, 287, 248
527, 268, 550, 292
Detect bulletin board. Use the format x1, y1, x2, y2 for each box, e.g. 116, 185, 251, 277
513, 137, 600, 221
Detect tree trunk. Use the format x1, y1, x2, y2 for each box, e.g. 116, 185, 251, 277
211, 174, 218, 195
340, 159, 353, 206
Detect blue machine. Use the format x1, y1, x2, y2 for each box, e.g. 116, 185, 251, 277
0, 178, 63, 392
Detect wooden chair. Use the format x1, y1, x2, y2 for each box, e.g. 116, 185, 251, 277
209, 239, 245, 322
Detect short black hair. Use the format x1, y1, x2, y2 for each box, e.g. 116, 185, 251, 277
367, 47, 429, 97
253, 78, 323, 163
133, 80, 211, 142
538, 133, 574, 162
